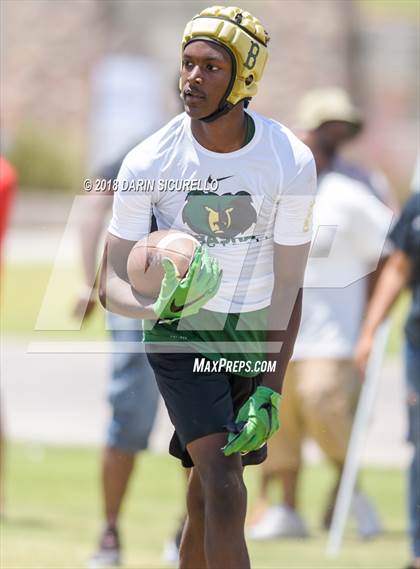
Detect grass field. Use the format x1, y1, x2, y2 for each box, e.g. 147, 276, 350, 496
1, 263, 409, 356
1, 443, 408, 569
1, 264, 106, 340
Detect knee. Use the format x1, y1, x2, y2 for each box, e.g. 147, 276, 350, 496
187, 479, 205, 516
203, 467, 247, 512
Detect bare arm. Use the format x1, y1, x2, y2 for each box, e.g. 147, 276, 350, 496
354, 250, 411, 373
79, 192, 113, 287
366, 256, 388, 302
73, 192, 113, 319
362, 251, 410, 334
261, 242, 310, 393
98, 232, 157, 320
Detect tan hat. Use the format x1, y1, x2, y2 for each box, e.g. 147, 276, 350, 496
297, 87, 364, 131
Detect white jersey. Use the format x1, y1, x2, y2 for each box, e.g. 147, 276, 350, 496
293, 172, 394, 360
109, 111, 317, 313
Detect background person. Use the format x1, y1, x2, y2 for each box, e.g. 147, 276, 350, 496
0, 157, 17, 258
80, 55, 178, 568
355, 190, 420, 569
0, 156, 17, 516
75, 158, 187, 568
73, 157, 160, 568
296, 87, 398, 212
249, 88, 394, 540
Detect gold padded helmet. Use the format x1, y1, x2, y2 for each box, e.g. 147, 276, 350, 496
181, 5, 269, 121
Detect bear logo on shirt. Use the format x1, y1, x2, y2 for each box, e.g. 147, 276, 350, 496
182, 190, 257, 239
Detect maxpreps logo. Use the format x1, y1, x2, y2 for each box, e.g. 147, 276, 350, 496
182, 188, 257, 246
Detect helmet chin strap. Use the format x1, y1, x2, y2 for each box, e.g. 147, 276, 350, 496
200, 100, 234, 123
200, 97, 250, 123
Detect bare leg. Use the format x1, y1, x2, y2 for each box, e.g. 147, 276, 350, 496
179, 468, 206, 569
250, 470, 272, 523
323, 463, 343, 529
186, 432, 250, 569
281, 467, 300, 510
174, 468, 190, 545
254, 467, 300, 514
102, 447, 136, 526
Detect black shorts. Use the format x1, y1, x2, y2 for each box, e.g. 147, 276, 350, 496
146, 349, 267, 468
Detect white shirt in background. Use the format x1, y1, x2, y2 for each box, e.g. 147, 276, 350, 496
293, 172, 394, 360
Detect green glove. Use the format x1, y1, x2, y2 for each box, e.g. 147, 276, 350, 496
222, 386, 281, 456
152, 245, 222, 322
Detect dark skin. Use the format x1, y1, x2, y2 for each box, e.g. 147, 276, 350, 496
313, 121, 360, 160
181, 40, 248, 152
99, 39, 309, 569
300, 121, 360, 175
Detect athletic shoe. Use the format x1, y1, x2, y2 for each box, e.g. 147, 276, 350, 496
351, 491, 383, 539
248, 505, 310, 540
88, 526, 121, 568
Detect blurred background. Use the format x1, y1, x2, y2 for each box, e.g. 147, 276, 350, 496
1, 0, 417, 191
0, 1, 418, 568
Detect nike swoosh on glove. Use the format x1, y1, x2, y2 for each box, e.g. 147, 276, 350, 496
152, 245, 222, 322
222, 386, 281, 456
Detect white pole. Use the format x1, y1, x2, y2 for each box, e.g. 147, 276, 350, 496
326, 321, 391, 558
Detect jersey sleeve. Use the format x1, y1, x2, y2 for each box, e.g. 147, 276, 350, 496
107, 160, 154, 241
274, 150, 317, 246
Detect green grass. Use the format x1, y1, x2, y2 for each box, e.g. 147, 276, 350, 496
1, 263, 408, 357
1, 443, 408, 568
1, 264, 107, 340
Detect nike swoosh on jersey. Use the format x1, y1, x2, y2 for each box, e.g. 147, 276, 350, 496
207, 175, 234, 184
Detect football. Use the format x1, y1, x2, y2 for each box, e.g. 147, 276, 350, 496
127, 229, 200, 298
